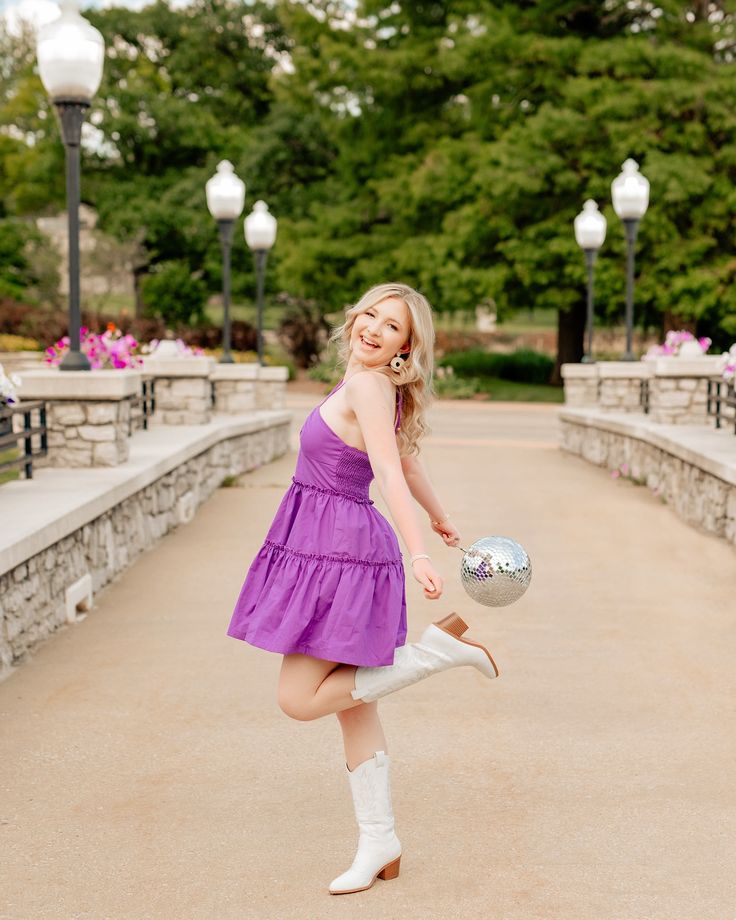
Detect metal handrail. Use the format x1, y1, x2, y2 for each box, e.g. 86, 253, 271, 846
128, 376, 156, 436
0, 400, 48, 480
706, 378, 736, 434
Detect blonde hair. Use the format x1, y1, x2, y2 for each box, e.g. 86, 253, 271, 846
329, 282, 436, 456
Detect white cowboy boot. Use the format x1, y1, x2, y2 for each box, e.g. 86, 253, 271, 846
351, 613, 499, 703
328, 750, 402, 895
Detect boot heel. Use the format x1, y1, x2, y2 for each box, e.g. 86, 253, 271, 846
377, 856, 401, 881
434, 612, 468, 638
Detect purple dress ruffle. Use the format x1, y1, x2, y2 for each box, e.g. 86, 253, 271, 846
226, 379, 407, 666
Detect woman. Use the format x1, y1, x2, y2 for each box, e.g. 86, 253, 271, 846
227, 282, 498, 894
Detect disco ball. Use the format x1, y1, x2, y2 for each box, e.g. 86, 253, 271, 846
459, 536, 532, 607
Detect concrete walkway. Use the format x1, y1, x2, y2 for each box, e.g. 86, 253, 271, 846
2, 395, 735, 920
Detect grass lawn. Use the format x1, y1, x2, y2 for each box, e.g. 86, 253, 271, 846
435, 376, 564, 403
0, 446, 20, 485
434, 307, 558, 334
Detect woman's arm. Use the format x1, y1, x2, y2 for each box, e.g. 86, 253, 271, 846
345, 373, 443, 598
400, 454, 447, 524
402, 446, 461, 549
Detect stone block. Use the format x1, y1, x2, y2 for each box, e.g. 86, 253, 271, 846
47, 430, 67, 448
78, 424, 117, 442
18, 368, 142, 400
93, 441, 126, 466
51, 403, 85, 425
653, 389, 691, 409
224, 393, 256, 413
46, 444, 94, 467
170, 378, 210, 398
85, 403, 118, 424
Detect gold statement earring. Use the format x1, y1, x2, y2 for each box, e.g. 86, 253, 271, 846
390, 352, 406, 372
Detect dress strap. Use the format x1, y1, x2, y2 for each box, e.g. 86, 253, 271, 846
319, 378, 345, 407
394, 386, 403, 432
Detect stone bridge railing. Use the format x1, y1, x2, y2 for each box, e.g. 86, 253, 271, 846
1, 359, 292, 680
560, 356, 736, 549
15, 359, 288, 468
561, 356, 729, 426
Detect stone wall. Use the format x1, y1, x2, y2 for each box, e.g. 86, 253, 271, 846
560, 411, 736, 547
562, 357, 726, 426
17, 368, 143, 468
42, 398, 132, 467
649, 376, 709, 425
255, 367, 289, 410
560, 365, 599, 407
598, 377, 645, 412
152, 376, 213, 425
0, 419, 290, 680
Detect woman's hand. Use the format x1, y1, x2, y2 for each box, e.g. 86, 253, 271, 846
411, 558, 443, 600
430, 517, 461, 548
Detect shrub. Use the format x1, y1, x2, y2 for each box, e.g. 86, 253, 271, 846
438, 348, 554, 385
179, 319, 257, 352
307, 361, 342, 385
276, 293, 331, 368
0, 333, 41, 352
0, 219, 61, 306
433, 375, 481, 399
141, 261, 208, 327
0, 299, 258, 356
0, 299, 69, 343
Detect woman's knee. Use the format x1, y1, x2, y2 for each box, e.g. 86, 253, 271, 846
277, 653, 339, 721
277, 687, 316, 721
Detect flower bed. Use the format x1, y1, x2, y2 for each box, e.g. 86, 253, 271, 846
45, 324, 142, 370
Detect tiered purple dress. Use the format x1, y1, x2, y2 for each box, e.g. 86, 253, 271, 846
226, 379, 407, 666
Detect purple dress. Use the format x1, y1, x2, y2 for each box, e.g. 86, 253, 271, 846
227, 379, 407, 666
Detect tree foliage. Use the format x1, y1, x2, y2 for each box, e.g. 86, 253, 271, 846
3, 0, 736, 364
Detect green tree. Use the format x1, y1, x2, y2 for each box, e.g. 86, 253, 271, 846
0, 217, 60, 303
141, 259, 207, 326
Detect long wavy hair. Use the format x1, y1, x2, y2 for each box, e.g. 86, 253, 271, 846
329, 282, 436, 456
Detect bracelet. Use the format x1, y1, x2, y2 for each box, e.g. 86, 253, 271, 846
410, 553, 431, 565
430, 514, 450, 527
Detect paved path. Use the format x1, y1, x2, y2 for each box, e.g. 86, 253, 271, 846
2, 396, 735, 920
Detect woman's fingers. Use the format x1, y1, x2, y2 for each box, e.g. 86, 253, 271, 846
412, 559, 443, 598
421, 572, 442, 598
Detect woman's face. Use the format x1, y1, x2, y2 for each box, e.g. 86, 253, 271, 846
350, 297, 411, 369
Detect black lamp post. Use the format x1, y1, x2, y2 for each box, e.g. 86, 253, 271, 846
206, 161, 245, 364
611, 159, 650, 361
244, 201, 277, 367
36, 0, 104, 371
574, 200, 607, 363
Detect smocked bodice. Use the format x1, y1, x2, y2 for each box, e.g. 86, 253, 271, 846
293, 379, 402, 504
295, 409, 375, 501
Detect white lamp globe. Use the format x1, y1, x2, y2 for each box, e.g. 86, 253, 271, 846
36, 0, 104, 103
245, 201, 277, 251
574, 199, 607, 250
205, 160, 245, 221
611, 158, 650, 220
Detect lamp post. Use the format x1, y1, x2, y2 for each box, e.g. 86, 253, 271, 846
206, 161, 245, 364
244, 201, 277, 366
611, 158, 650, 361
573, 200, 607, 363
36, 0, 104, 371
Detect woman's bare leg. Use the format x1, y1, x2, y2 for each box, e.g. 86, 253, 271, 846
335, 701, 388, 771
277, 653, 361, 721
